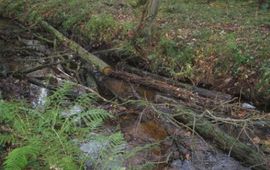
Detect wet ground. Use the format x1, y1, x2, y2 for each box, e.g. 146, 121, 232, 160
0, 17, 258, 169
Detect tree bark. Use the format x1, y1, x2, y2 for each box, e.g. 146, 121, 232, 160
110, 70, 239, 114
124, 66, 232, 101
40, 21, 112, 75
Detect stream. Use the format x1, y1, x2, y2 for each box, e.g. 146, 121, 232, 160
0, 17, 259, 170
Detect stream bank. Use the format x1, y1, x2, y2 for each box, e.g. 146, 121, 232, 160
1, 0, 269, 110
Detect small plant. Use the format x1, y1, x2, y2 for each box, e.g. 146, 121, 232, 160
84, 14, 118, 42
159, 38, 179, 57
156, 38, 195, 77
257, 61, 270, 95
0, 83, 125, 170
225, 33, 253, 75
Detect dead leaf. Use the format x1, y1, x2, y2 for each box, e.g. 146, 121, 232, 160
252, 136, 261, 144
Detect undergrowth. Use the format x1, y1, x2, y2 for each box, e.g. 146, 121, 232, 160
0, 0, 269, 102
145, 0, 270, 102
0, 0, 127, 47
0, 83, 127, 170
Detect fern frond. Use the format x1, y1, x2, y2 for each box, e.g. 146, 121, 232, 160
103, 132, 126, 158
94, 132, 126, 169
4, 145, 39, 170
108, 132, 125, 146
0, 101, 18, 123
75, 93, 97, 108
0, 84, 124, 169
45, 82, 73, 108
73, 108, 112, 129
0, 134, 15, 145
89, 109, 112, 121
51, 156, 79, 170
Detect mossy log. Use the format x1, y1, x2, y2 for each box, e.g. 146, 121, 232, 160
149, 102, 268, 170
40, 21, 112, 75
172, 107, 267, 170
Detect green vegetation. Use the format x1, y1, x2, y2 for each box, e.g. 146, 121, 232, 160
84, 14, 119, 42
1, 0, 269, 101
258, 60, 270, 95
148, 0, 269, 101
0, 0, 128, 47
0, 0, 269, 97
0, 83, 127, 170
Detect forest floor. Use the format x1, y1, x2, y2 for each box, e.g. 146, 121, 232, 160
0, 0, 269, 108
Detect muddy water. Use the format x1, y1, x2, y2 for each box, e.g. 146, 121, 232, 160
0, 17, 252, 169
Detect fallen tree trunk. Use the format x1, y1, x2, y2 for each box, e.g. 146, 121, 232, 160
154, 104, 268, 170
124, 66, 232, 101
101, 76, 268, 169
39, 21, 112, 75
110, 70, 238, 113
110, 87, 268, 169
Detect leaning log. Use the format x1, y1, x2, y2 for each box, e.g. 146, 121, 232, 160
40, 21, 112, 75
